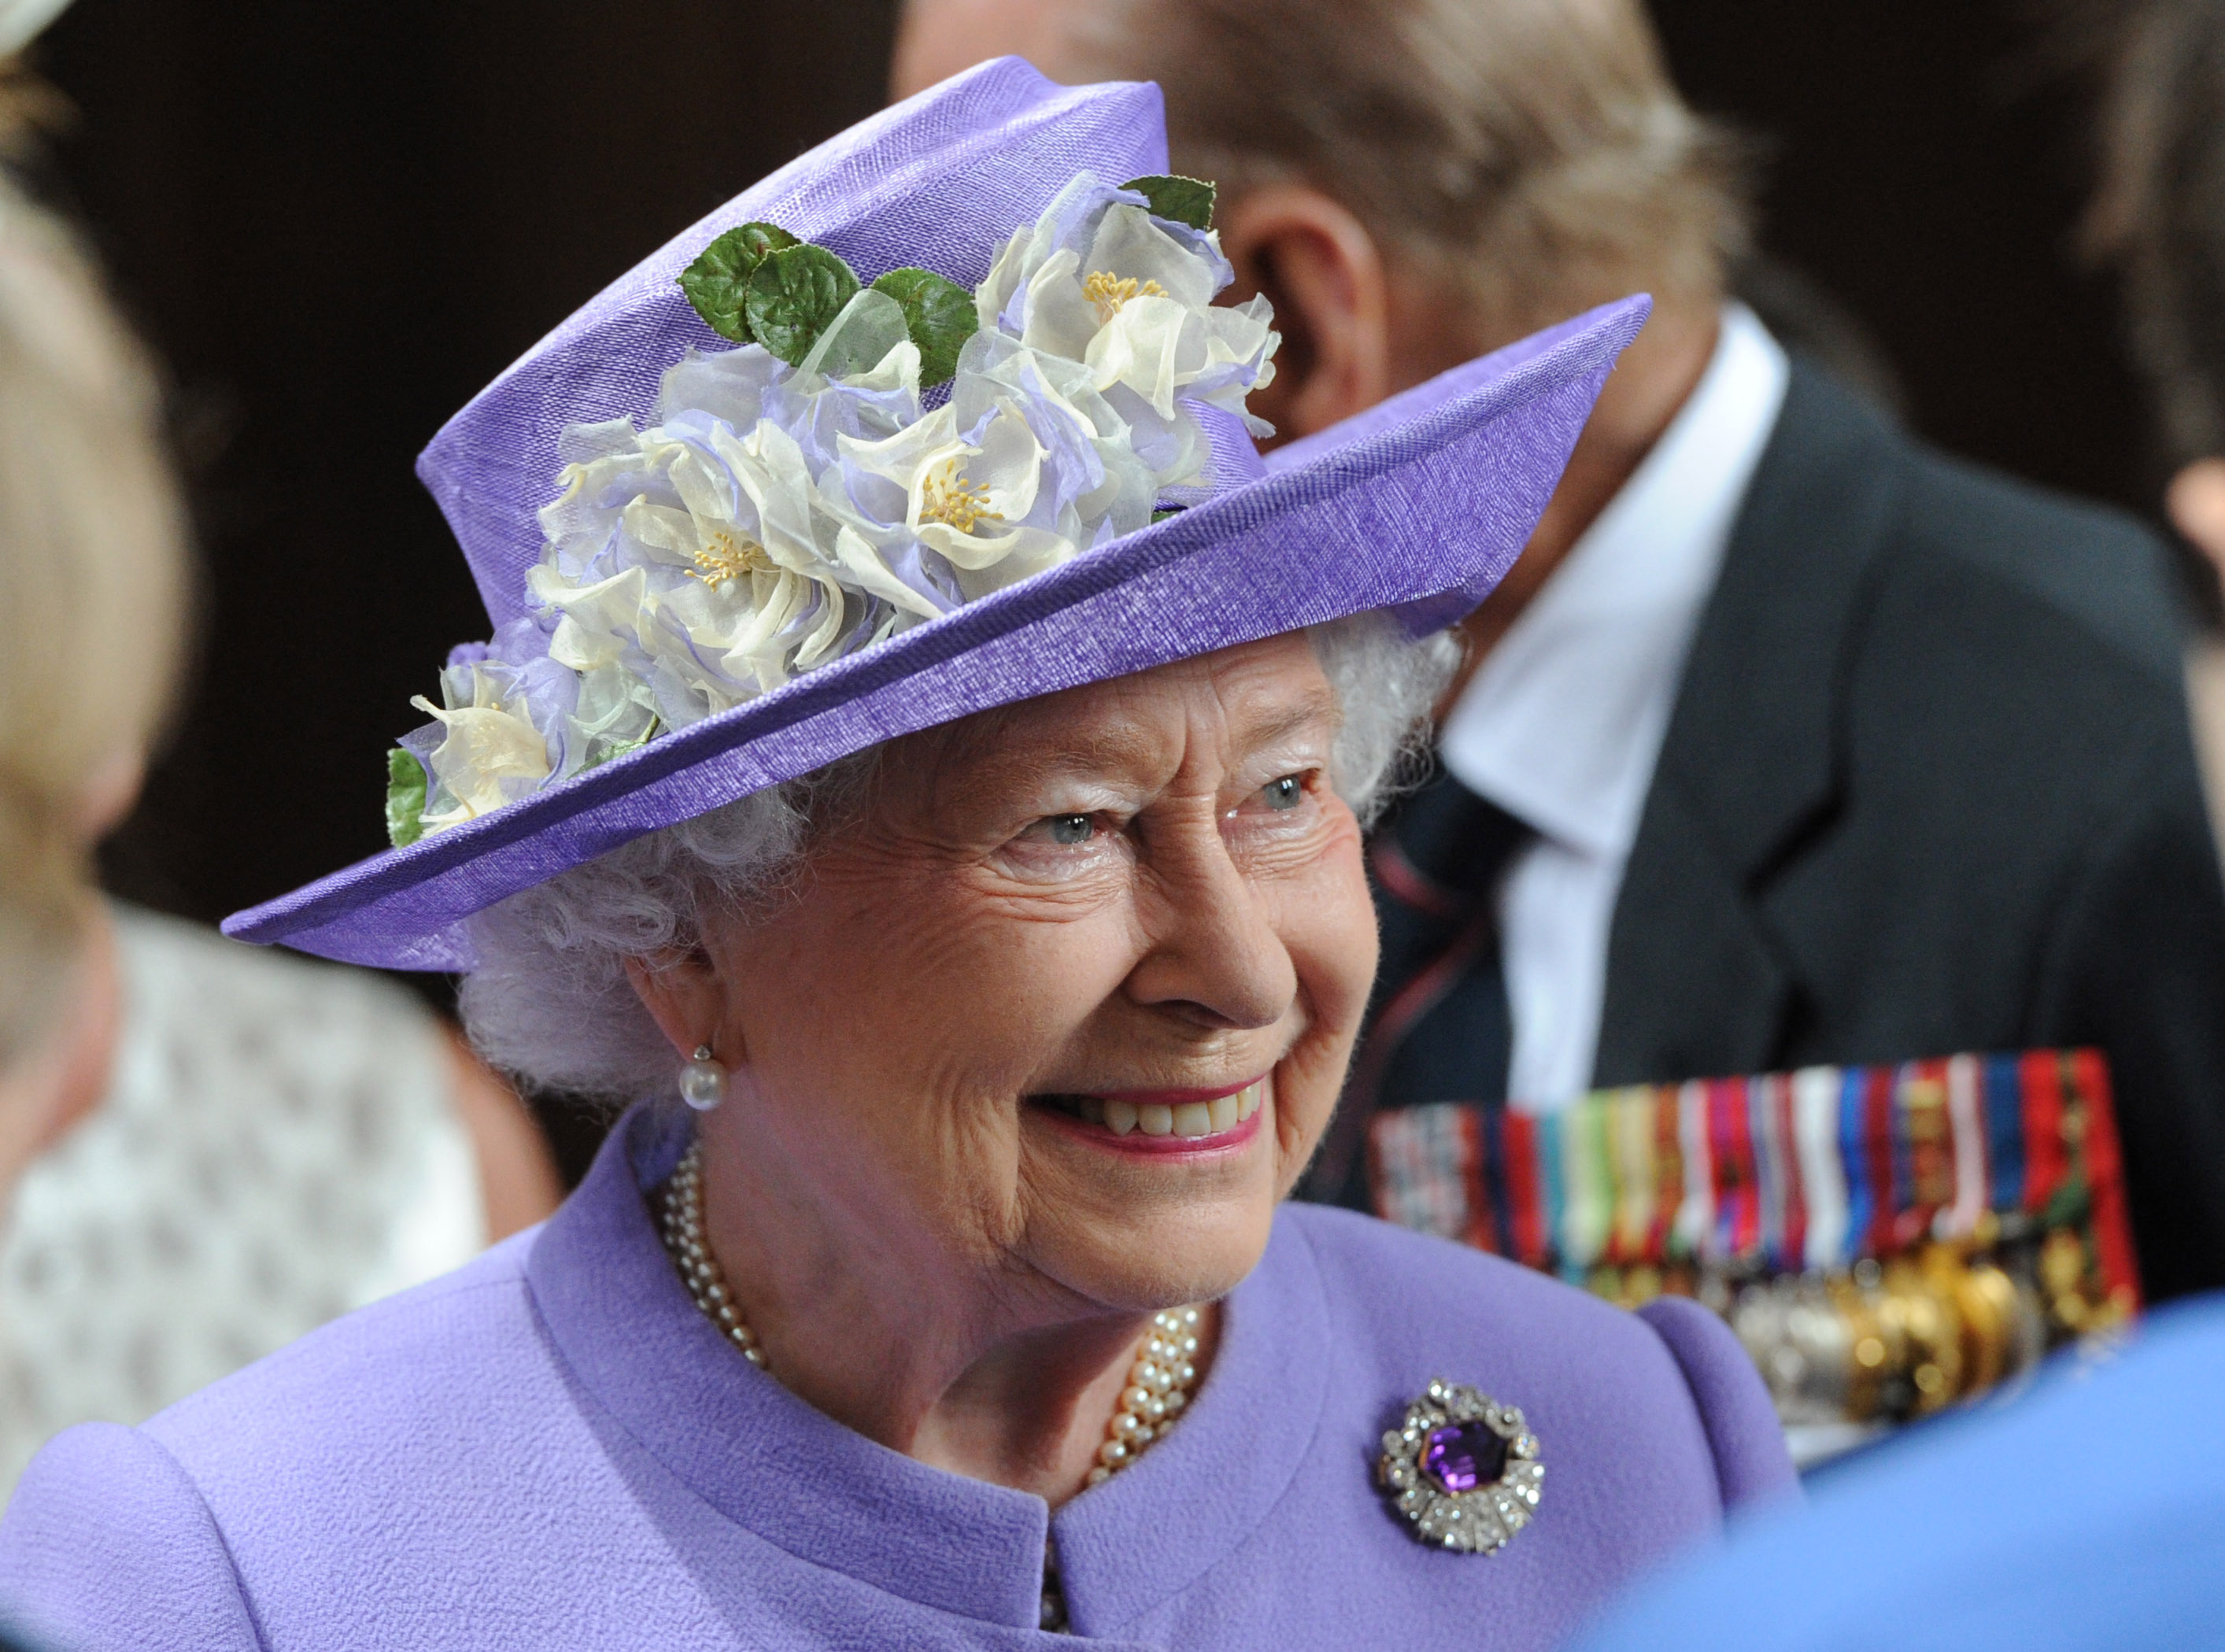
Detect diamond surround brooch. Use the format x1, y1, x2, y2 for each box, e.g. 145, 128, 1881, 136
1377, 1379, 1543, 1554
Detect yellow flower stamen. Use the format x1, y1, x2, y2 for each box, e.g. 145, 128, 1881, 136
920, 460, 1001, 534
1082, 270, 1168, 324
689, 529, 773, 589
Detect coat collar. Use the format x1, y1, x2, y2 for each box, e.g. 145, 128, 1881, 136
1595, 365, 1909, 1082
525, 1104, 1332, 1632
1643, 362, 1907, 881
524, 1106, 1050, 1628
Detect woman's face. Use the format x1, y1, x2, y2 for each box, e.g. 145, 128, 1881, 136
689, 631, 1378, 1318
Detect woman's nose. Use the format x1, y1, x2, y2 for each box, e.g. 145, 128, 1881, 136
1122, 825, 1297, 1031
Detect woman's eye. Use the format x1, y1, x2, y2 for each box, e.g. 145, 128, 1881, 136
997, 810, 1122, 881
1262, 774, 1306, 811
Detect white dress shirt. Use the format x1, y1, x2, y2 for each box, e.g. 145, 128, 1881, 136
1436, 304, 1790, 1111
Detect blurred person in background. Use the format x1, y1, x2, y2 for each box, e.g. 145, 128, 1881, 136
2092, 0, 2225, 848
894, 0, 2225, 1305
0, 6, 556, 1495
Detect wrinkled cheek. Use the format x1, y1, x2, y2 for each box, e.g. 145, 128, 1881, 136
1273, 856, 1379, 1174
1291, 852, 1380, 1052
1263, 1029, 1361, 1195
872, 1084, 1032, 1252
1270, 1037, 1348, 1185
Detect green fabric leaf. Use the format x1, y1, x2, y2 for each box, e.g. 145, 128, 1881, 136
582, 719, 660, 772
745, 244, 862, 366
800, 289, 913, 380
870, 267, 978, 384
677, 222, 800, 342
385, 748, 427, 848
1119, 174, 1217, 232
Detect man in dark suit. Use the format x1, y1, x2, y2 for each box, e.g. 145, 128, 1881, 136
1339, 357, 2225, 1303
892, 0, 2225, 1300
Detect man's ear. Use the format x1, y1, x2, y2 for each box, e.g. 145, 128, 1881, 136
1218, 183, 1395, 442
624, 948, 736, 1064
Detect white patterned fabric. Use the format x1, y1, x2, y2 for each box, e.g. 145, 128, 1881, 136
0, 905, 485, 1495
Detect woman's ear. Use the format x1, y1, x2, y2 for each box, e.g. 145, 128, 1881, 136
623, 948, 736, 1063
1218, 183, 1395, 442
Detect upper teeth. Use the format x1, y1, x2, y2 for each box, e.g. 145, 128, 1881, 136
1089, 1081, 1265, 1139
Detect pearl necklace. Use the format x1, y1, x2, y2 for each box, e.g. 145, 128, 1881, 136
656, 1141, 1203, 1485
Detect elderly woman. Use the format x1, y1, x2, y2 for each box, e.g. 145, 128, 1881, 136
0, 61, 1791, 1650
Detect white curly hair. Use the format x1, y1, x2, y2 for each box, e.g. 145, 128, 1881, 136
460, 616, 1458, 1104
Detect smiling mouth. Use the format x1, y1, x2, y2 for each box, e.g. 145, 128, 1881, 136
1033, 1077, 1268, 1142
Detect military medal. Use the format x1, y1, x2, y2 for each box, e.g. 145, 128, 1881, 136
1366, 1047, 2140, 1455
1377, 1379, 1543, 1553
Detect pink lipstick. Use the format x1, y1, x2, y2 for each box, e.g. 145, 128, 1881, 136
1033, 1075, 1270, 1155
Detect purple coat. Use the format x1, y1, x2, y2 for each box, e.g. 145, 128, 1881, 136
0, 1108, 1791, 1649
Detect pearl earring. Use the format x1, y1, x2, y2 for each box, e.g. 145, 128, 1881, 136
678, 1044, 727, 1111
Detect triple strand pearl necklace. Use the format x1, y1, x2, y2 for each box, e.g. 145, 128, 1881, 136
656, 1141, 1204, 1484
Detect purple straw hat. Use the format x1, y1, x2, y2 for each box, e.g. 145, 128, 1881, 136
223, 57, 1645, 970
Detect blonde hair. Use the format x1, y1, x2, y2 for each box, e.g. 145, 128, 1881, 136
1062, 0, 1747, 336
0, 142, 188, 1063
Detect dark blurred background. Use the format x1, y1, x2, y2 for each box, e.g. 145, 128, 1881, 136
26, 0, 2142, 1166
36, 0, 902, 935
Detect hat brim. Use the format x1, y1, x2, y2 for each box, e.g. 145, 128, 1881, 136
223, 297, 1647, 969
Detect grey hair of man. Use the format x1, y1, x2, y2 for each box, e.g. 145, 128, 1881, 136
1040, 0, 1749, 338
461, 616, 1458, 1105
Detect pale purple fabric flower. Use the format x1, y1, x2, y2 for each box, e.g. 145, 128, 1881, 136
394, 164, 1287, 839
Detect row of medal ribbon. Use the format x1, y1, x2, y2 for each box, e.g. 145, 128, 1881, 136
1366, 1049, 2139, 1428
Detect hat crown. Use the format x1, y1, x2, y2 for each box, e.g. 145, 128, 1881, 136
418, 59, 1169, 630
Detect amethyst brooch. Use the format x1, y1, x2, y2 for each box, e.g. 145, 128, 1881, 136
1377, 1380, 1543, 1554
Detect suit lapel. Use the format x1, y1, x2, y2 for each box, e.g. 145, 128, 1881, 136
1593, 366, 1908, 1085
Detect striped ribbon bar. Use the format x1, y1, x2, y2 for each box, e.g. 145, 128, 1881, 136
1366, 1048, 2141, 1318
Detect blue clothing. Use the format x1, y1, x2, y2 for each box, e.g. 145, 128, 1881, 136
1569, 1295, 2225, 1652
